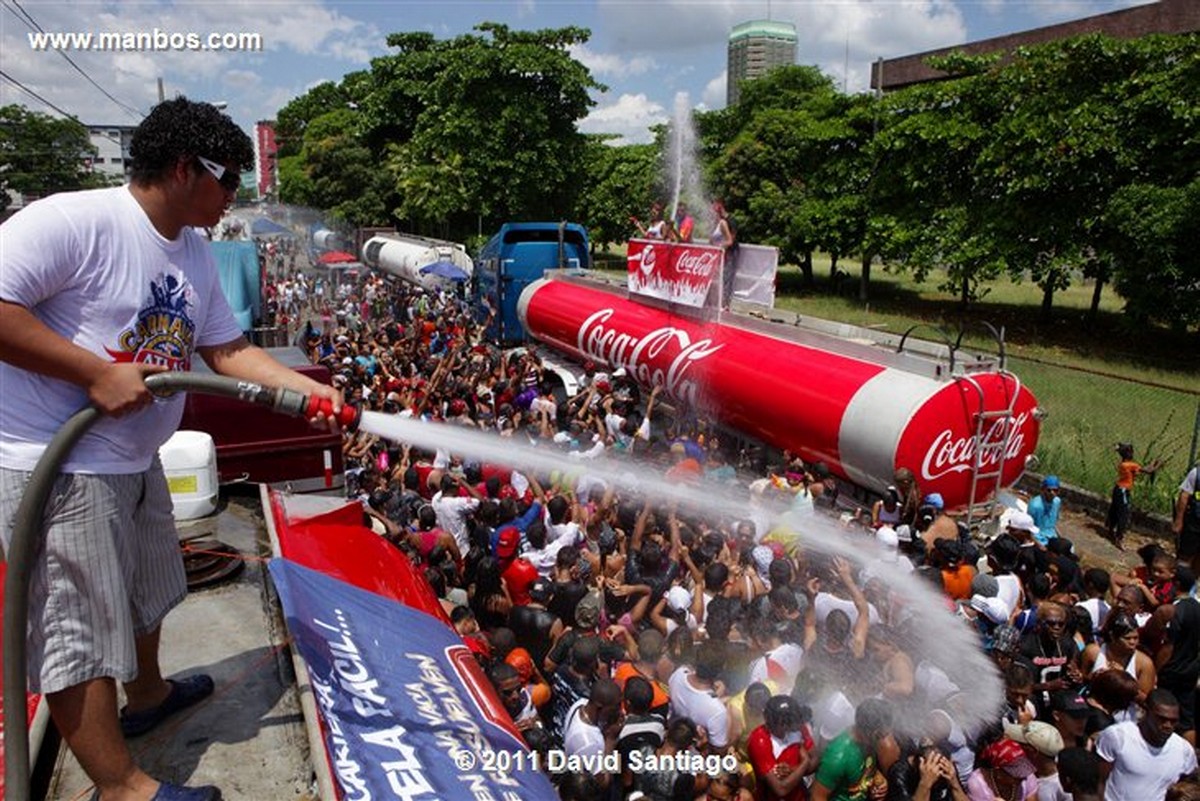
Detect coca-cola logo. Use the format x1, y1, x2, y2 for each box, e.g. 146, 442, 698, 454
921, 412, 1031, 482
674, 249, 719, 279
639, 244, 656, 276
576, 308, 724, 405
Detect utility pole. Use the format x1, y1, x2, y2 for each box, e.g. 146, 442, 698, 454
157, 77, 164, 103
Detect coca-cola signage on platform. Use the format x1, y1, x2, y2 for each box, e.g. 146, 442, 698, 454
627, 239, 724, 308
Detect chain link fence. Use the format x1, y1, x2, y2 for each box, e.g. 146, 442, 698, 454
1009, 353, 1199, 519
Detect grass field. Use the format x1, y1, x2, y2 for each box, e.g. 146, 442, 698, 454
595, 250, 1199, 514
770, 258, 1199, 515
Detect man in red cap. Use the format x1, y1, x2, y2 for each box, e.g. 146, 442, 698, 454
494, 525, 537, 606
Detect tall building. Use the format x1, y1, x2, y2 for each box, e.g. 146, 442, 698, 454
254, 120, 277, 199
727, 20, 797, 106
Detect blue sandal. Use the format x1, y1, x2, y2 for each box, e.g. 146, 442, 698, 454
151, 782, 223, 800
120, 674, 215, 737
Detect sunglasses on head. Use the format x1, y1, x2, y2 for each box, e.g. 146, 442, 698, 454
195, 155, 241, 192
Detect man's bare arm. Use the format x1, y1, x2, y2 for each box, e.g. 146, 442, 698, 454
0, 299, 164, 415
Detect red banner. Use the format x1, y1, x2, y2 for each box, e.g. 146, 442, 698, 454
626, 239, 724, 308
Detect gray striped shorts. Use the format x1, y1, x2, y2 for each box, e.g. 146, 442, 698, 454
0, 460, 187, 694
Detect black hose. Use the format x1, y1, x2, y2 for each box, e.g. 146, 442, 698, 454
2, 372, 310, 801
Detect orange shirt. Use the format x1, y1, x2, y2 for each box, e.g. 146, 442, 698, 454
942, 564, 976, 601
1116, 460, 1141, 490
613, 661, 671, 712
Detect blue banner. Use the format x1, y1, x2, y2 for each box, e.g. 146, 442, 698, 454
269, 559, 558, 801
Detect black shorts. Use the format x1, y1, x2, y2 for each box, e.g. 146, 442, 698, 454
1179, 515, 1200, 559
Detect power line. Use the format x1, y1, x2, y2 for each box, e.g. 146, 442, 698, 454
3, 0, 144, 121
0, 69, 79, 121
0, 68, 127, 145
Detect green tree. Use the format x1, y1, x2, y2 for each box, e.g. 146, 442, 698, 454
0, 105, 104, 212
298, 109, 393, 227
705, 66, 856, 289
1106, 180, 1200, 331
378, 23, 603, 238
869, 55, 1003, 308
275, 81, 351, 159
975, 36, 1134, 321
574, 136, 657, 252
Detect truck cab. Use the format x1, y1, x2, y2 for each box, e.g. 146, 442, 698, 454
473, 222, 589, 346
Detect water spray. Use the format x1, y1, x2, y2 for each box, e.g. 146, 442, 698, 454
352, 411, 1005, 733
2, 372, 354, 801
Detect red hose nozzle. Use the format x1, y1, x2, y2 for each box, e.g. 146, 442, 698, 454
304, 395, 361, 430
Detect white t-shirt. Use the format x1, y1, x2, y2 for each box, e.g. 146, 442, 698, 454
525, 527, 583, 577
561, 698, 605, 758
604, 412, 625, 438
530, 396, 556, 417
995, 574, 1023, 618
1181, 467, 1198, 495
814, 592, 881, 629
1076, 597, 1112, 638
0, 187, 242, 472
1095, 721, 1197, 801
547, 519, 580, 545
748, 642, 804, 691
1035, 772, 1070, 801
431, 491, 480, 553
668, 666, 730, 748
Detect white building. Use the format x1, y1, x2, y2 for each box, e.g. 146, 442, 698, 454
86, 124, 137, 180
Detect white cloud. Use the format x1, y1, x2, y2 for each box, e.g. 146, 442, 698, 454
578, 93, 667, 145
569, 43, 657, 80
701, 70, 726, 109
223, 69, 262, 89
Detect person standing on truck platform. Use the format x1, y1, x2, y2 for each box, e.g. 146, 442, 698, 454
674, 201, 695, 243
0, 97, 343, 801
711, 199, 738, 308
631, 201, 668, 240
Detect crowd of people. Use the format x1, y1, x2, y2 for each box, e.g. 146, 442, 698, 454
302, 270, 1200, 801
5, 95, 1194, 801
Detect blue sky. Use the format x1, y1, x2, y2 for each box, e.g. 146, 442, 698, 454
1, 0, 1153, 144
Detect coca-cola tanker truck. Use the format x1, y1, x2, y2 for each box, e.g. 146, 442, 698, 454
464, 223, 1040, 513
516, 274, 1041, 513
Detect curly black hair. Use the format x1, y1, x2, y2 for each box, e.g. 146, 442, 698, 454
129, 96, 253, 184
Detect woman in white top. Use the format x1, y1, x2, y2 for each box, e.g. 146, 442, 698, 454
871, 486, 903, 528
1081, 613, 1156, 710
632, 202, 668, 239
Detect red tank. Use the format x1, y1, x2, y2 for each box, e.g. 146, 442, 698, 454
518, 277, 1041, 510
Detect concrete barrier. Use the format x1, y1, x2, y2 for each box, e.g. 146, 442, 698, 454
1016, 472, 1174, 538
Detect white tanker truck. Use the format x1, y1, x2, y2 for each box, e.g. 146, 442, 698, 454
311, 228, 347, 252
360, 232, 474, 292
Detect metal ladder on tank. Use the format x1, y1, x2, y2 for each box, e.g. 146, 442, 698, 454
961, 368, 1023, 532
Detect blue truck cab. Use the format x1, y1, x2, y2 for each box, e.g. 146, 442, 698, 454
473, 222, 590, 346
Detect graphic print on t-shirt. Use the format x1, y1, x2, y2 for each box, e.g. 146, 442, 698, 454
106, 271, 196, 370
